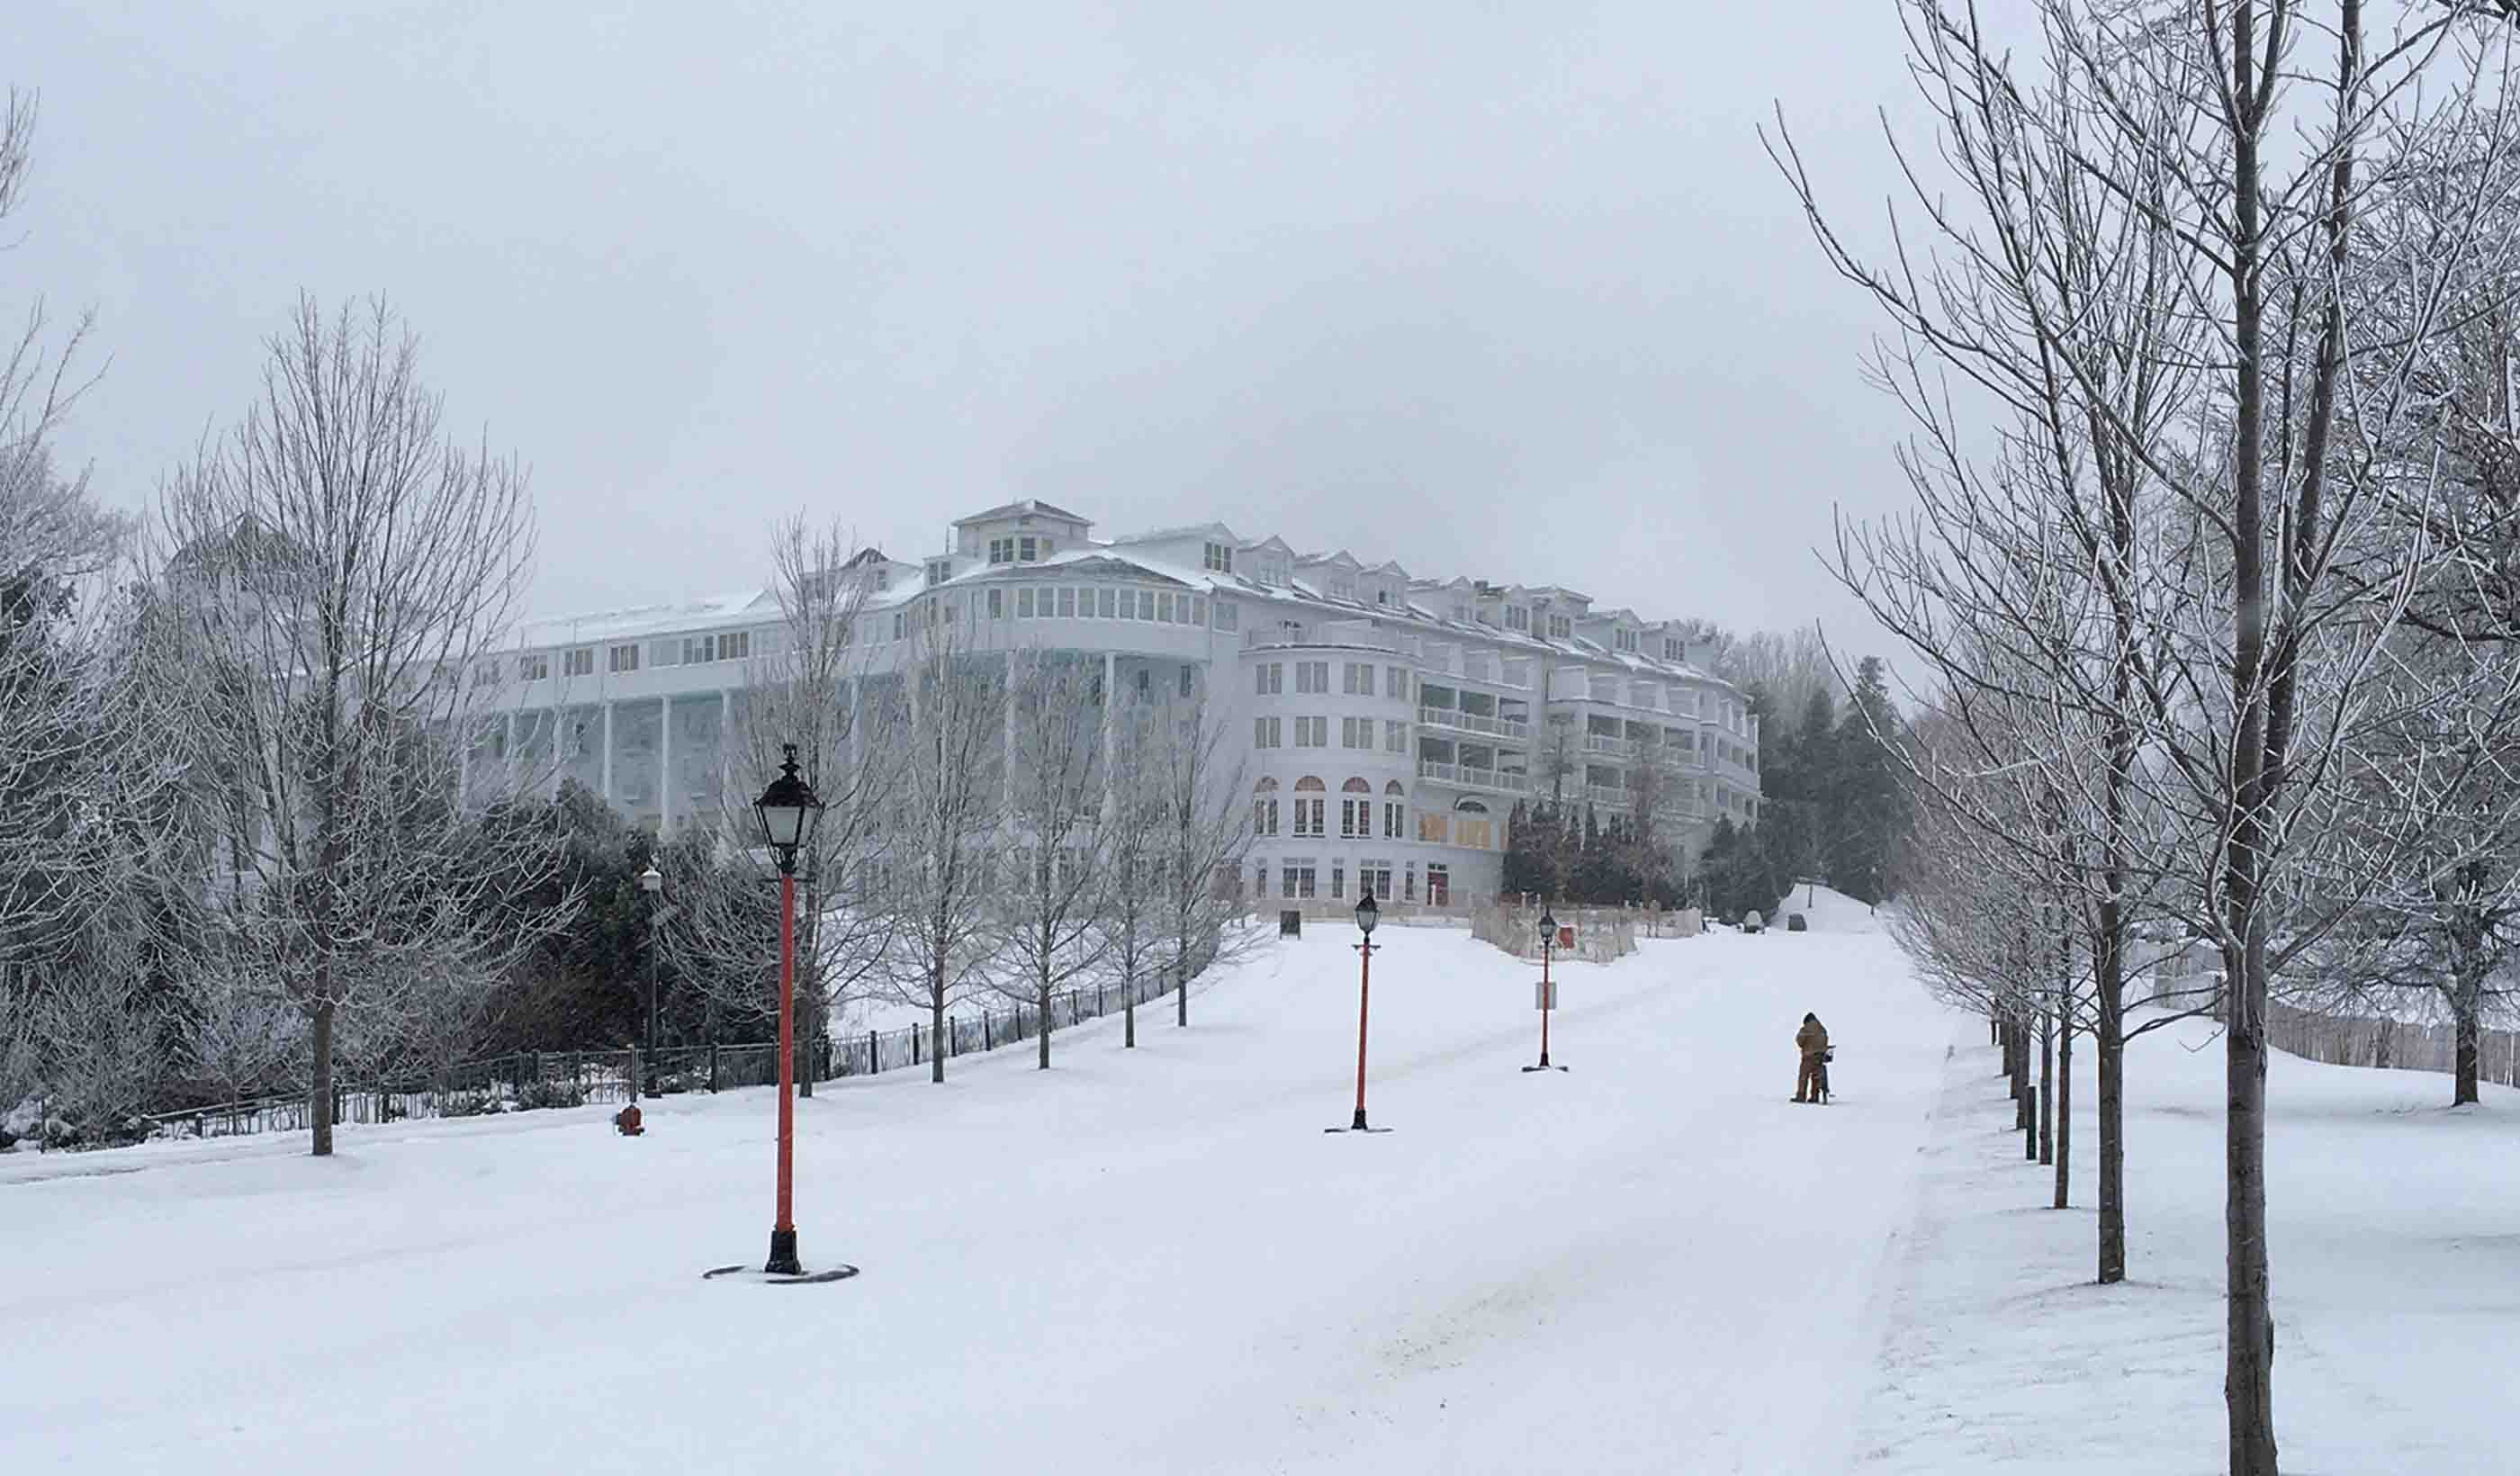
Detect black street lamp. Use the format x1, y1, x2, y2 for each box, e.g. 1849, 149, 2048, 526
638, 862, 663, 1072
750, 744, 824, 1276
1327, 891, 1390, 1133
1524, 906, 1566, 1073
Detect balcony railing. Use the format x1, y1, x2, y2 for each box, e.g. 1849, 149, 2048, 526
1582, 734, 1635, 757
1418, 760, 1530, 794
1419, 705, 1530, 741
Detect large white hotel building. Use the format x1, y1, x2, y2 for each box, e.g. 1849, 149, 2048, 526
477, 499, 1761, 906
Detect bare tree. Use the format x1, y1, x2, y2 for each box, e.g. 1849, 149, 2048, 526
874, 613, 1004, 1081
1148, 686, 1256, 1027
1098, 705, 1172, 1048
666, 515, 897, 1094
152, 294, 570, 1156
995, 651, 1112, 1068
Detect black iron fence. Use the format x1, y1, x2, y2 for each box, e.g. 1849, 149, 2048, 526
124, 955, 1212, 1148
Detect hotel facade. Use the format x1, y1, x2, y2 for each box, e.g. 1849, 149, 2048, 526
471, 500, 1761, 907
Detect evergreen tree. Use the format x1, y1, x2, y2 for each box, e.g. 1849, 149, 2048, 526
1829, 656, 1906, 904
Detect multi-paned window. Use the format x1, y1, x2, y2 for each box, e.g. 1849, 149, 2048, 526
1293, 716, 1328, 748
680, 631, 751, 665
1294, 662, 1327, 694
517, 654, 550, 681
1386, 666, 1408, 699
1359, 860, 1394, 902
1343, 662, 1372, 695
1280, 860, 1318, 899
1215, 599, 1239, 632
927, 560, 951, 587
1340, 716, 1371, 749
1614, 628, 1639, 652
1098, 588, 1117, 618
1383, 720, 1408, 753
1256, 663, 1282, 696
1506, 606, 1529, 632
1255, 716, 1282, 749
1252, 779, 1280, 837
1203, 541, 1234, 573
1549, 615, 1572, 640
563, 648, 594, 678
1293, 797, 1324, 837
608, 644, 639, 673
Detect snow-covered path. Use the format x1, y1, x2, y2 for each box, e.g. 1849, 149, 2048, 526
2, 903, 1956, 1475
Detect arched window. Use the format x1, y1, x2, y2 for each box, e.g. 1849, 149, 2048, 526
1292, 777, 1326, 837
1454, 798, 1489, 813
1453, 797, 1494, 851
1339, 777, 1372, 837
1252, 778, 1279, 839
1381, 780, 1407, 841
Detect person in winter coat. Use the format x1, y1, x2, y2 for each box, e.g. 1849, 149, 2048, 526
1794, 1012, 1831, 1103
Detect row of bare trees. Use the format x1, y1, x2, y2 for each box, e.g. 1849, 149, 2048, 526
1775, 3, 2520, 1470
652, 517, 1260, 1088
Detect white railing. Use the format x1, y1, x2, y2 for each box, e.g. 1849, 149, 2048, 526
1582, 734, 1634, 757
1418, 760, 1530, 793
1419, 706, 1530, 741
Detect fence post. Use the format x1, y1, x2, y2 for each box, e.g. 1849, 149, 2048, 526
914, 1026, 922, 1066
868, 1030, 878, 1074
950, 1017, 958, 1058
2025, 1085, 2039, 1160
708, 1043, 720, 1094
985, 1012, 993, 1051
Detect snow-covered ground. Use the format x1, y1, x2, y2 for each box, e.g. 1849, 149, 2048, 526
1857, 1001, 2519, 1474
0, 893, 1953, 1474
4, 887, 2506, 1473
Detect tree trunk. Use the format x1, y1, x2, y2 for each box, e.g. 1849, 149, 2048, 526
1175, 941, 1188, 1028
930, 971, 946, 1084
1124, 969, 1137, 1048
2039, 1009, 2055, 1167
2094, 943, 2128, 1278
2056, 999, 2073, 1211
309, 994, 336, 1157
1038, 976, 1052, 1070
2227, 932, 2277, 1476
2453, 994, 2480, 1107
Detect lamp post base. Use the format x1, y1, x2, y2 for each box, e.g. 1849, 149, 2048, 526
1324, 1108, 1391, 1133
1520, 1061, 1570, 1073
765, 1228, 802, 1276
702, 1261, 860, 1285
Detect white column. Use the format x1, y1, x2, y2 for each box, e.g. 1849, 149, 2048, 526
1102, 650, 1118, 814
659, 694, 674, 835
1003, 650, 1017, 815
600, 700, 615, 806
720, 688, 733, 808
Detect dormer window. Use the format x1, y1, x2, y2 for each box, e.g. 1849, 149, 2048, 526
1019, 536, 1040, 562
1203, 541, 1234, 573
1549, 615, 1571, 640
1505, 606, 1529, 633
926, 560, 951, 587
1614, 628, 1638, 653
988, 537, 1015, 564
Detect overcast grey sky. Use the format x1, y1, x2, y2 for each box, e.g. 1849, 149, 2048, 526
14, 1, 1932, 661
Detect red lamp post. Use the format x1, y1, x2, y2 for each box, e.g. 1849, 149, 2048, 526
751, 744, 824, 1275
1327, 891, 1390, 1132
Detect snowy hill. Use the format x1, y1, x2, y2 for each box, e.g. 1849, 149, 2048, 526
1773, 880, 1886, 933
